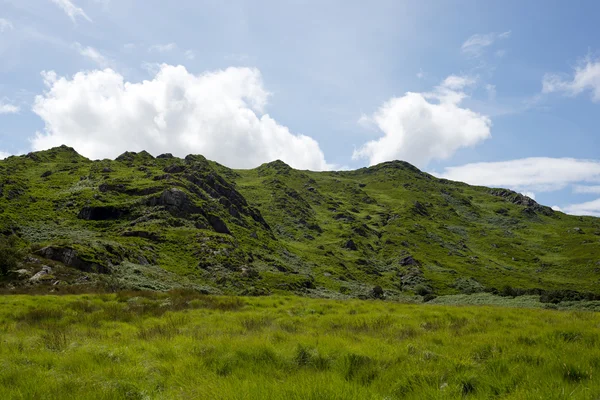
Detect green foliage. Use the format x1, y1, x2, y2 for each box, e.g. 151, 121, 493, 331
1, 293, 600, 399
1, 146, 600, 299
0, 235, 23, 275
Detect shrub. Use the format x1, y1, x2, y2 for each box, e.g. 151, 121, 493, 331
415, 285, 433, 296
0, 235, 23, 275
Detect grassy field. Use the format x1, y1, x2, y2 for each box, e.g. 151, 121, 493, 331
1, 291, 600, 399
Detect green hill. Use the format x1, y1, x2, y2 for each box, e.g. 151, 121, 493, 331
1, 145, 599, 299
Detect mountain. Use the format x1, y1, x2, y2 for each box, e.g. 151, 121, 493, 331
1, 145, 599, 299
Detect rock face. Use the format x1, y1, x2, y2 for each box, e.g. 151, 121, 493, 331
29, 266, 52, 282
489, 189, 554, 216
164, 164, 186, 174
147, 188, 202, 217
208, 215, 231, 235
36, 246, 109, 273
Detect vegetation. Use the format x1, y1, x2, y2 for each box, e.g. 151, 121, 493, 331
0, 146, 599, 299
1, 291, 599, 399
0, 235, 23, 276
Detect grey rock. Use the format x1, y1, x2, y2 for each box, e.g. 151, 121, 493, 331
29, 266, 52, 282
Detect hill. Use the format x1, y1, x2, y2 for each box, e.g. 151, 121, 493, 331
1, 145, 599, 299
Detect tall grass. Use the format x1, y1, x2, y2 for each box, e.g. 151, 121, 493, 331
0, 292, 600, 399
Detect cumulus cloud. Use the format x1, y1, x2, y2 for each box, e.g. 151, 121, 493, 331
0, 102, 20, 114
353, 75, 491, 168
0, 18, 13, 32
74, 43, 111, 67
0, 151, 10, 160
149, 43, 177, 53
542, 57, 600, 102
31, 65, 331, 170
461, 31, 511, 57
563, 198, 600, 217
436, 157, 600, 192
50, 0, 91, 23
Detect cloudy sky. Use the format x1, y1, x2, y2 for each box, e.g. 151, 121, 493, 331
1, 0, 600, 216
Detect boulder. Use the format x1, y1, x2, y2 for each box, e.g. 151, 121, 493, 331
29, 266, 52, 282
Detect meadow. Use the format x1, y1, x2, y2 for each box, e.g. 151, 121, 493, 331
1, 291, 600, 399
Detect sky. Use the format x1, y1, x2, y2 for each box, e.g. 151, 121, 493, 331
1, 0, 600, 216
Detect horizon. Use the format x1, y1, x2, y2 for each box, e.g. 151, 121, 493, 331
3, 143, 571, 214
1, 1, 600, 215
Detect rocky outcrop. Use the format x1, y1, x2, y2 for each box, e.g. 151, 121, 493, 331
164, 164, 186, 174
35, 246, 109, 273
208, 215, 231, 235
79, 205, 129, 220
489, 189, 554, 216
146, 188, 203, 217
184, 170, 270, 230
29, 266, 52, 282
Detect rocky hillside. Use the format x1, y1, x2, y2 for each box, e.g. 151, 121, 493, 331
1, 146, 599, 299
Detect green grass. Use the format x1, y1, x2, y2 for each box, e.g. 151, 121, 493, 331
1, 146, 600, 300
1, 291, 600, 399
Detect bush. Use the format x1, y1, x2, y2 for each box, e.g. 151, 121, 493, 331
415, 285, 433, 296
0, 235, 23, 275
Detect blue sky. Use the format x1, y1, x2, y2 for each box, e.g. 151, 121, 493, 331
1, 0, 600, 215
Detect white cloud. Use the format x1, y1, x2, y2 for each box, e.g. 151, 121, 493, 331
436, 157, 600, 192
461, 31, 511, 57
149, 43, 177, 53
542, 57, 600, 102
185, 50, 195, 60
522, 191, 536, 200
563, 198, 600, 217
74, 43, 111, 67
50, 0, 91, 23
353, 75, 491, 168
0, 151, 10, 160
31, 65, 331, 170
440, 75, 476, 90
0, 102, 20, 114
551, 205, 563, 212
574, 185, 600, 194
0, 18, 13, 32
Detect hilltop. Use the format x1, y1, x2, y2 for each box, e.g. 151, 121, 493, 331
1, 146, 599, 300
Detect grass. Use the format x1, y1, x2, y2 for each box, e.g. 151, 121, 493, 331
1, 291, 600, 399
2, 146, 600, 300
